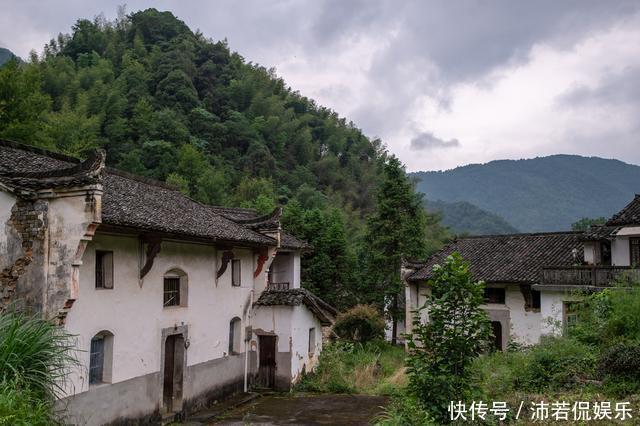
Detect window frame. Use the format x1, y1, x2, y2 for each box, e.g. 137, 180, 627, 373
89, 331, 113, 386
228, 317, 241, 355
95, 250, 114, 290
163, 269, 188, 308
163, 276, 181, 307
231, 259, 241, 287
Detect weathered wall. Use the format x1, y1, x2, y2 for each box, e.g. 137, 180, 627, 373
583, 241, 596, 264
0, 194, 48, 312
63, 234, 259, 405
539, 290, 584, 336
290, 305, 322, 382
612, 236, 631, 266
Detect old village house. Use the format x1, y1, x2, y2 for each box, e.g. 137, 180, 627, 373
0, 140, 336, 425
404, 194, 640, 350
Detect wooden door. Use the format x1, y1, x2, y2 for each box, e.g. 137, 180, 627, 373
163, 335, 185, 413
258, 335, 276, 388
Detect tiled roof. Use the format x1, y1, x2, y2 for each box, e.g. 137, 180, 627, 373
407, 232, 584, 284
607, 194, 640, 226
209, 206, 312, 251
0, 140, 275, 246
254, 288, 337, 325
581, 225, 620, 241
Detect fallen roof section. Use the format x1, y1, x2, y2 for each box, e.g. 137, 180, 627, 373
254, 288, 337, 325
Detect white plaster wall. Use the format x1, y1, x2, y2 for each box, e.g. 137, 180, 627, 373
612, 237, 630, 266
0, 190, 16, 270
252, 305, 293, 353
270, 254, 294, 287
64, 233, 257, 396
540, 290, 565, 336
290, 305, 323, 380
584, 242, 596, 265
503, 285, 541, 345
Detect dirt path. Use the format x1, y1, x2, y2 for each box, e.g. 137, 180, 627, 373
210, 393, 388, 425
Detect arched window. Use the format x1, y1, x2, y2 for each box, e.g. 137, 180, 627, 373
163, 268, 188, 308
228, 317, 242, 355
89, 331, 114, 385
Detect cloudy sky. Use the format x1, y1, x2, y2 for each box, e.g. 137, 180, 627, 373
2, 1, 639, 171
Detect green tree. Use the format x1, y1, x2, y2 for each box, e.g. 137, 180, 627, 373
406, 253, 491, 422
571, 216, 607, 231
364, 156, 428, 344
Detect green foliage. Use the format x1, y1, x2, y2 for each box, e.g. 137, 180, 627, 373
0, 379, 57, 426
406, 253, 491, 423
0, 310, 77, 402
333, 305, 386, 343
412, 155, 640, 232
0, 8, 450, 311
598, 342, 640, 380
571, 216, 607, 231
375, 392, 435, 426
363, 157, 434, 342
296, 341, 405, 395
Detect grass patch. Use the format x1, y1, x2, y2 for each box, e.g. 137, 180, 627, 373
296, 340, 406, 395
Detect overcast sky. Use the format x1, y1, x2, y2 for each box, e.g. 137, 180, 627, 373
2, 1, 640, 171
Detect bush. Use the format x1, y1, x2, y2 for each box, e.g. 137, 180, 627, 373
0, 379, 56, 425
375, 392, 435, 426
333, 304, 386, 343
0, 310, 77, 401
406, 253, 491, 423
598, 341, 640, 380
296, 341, 405, 395
472, 336, 597, 397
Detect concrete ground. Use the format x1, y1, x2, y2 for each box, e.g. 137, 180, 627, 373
209, 393, 388, 425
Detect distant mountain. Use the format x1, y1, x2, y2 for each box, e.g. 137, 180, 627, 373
412, 155, 640, 232
0, 47, 19, 66
425, 199, 519, 235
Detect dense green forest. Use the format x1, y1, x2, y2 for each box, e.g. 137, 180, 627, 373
412, 154, 640, 232
425, 199, 518, 235
0, 9, 448, 309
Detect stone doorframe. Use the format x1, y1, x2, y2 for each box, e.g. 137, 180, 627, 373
160, 324, 189, 414
484, 308, 510, 351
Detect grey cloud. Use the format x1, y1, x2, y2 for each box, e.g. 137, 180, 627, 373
558, 66, 640, 107
410, 132, 460, 151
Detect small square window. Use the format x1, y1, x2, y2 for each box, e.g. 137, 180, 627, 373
95, 251, 114, 289
232, 259, 241, 287
163, 277, 181, 307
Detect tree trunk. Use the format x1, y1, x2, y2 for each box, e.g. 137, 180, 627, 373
391, 293, 398, 345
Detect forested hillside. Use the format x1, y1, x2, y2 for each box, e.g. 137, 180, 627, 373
425, 199, 518, 235
0, 9, 447, 309
413, 155, 640, 232
0, 48, 18, 66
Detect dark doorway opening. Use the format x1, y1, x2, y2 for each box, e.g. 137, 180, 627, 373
258, 335, 277, 388
163, 334, 185, 413
491, 321, 503, 351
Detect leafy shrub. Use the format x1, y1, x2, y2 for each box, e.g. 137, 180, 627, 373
598, 341, 640, 380
406, 253, 491, 423
515, 336, 596, 391
0, 310, 77, 401
333, 304, 386, 343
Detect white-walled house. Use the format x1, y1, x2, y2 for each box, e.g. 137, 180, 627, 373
0, 140, 336, 425
403, 195, 640, 350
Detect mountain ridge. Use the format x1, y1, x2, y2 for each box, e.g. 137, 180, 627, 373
411, 154, 640, 232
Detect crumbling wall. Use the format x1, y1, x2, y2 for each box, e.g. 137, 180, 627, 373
1, 197, 48, 312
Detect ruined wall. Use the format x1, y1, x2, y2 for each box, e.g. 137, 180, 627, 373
0, 193, 48, 313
